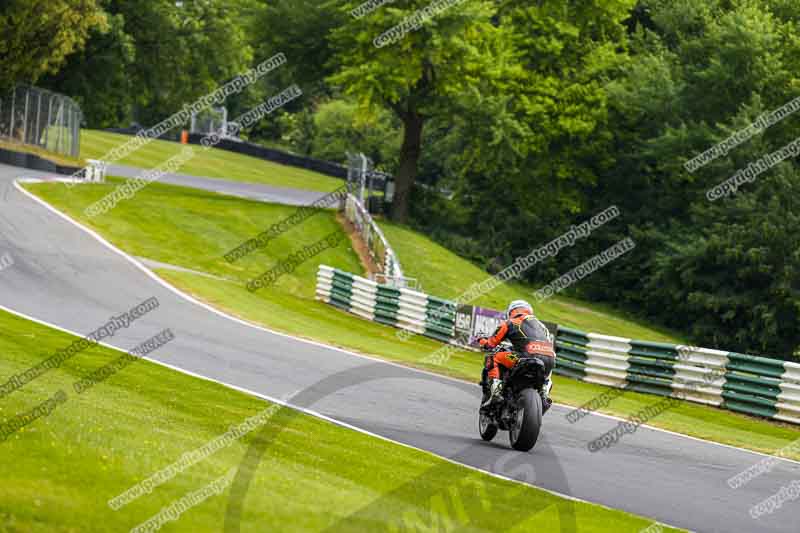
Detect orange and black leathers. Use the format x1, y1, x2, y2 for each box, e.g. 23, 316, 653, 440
480, 309, 555, 380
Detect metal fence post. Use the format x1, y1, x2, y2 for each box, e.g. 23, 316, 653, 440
346, 152, 356, 195
359, 153, 367, 204
73, 107, 80, 158
68, 107, 74, 157
61, 102, 67, 155
56, 101, 63, 154
22, 89, 30, 144
44, 96, 53, 149
69, 107, 74, 157
53, 100, 59, 154
61, 101, 67, 155
34, 91, 42, 146
62, 102, 68, 155
9, 86, 15, 141
67, 106, 72, 156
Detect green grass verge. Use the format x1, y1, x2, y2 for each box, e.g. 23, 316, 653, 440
378, 221, 683, 343
0, 309, 680, 532
80, 129, 342, 193
23, 179, 800, 461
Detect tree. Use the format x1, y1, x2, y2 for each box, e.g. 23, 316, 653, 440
41, 0, 257, 128
408, 0, 636, 269
90, 0, 254, 126
309, 99, 401, 168
0, 0, 107, 89
647, 164, 800, 357
327, 0, 509, 222
41, 12, 136, 127
578, 0, 800, 355
247, 0, 346, 99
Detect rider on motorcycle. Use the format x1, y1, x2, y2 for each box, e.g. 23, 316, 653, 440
479, 300, 555, 409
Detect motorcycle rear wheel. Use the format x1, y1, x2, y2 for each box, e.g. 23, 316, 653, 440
509, 388, 542, 451
478, 410, 498, 441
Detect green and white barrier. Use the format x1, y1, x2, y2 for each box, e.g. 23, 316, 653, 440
316, 265, 455, 342
316, 265, 800, 425
555, 327, 800, 425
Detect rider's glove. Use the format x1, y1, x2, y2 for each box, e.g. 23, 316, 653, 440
478, 337, 490, 348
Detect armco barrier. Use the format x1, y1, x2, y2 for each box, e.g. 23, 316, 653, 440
187, 134, 348, 179
316, 265, 800, 425
0, 146, 84, 176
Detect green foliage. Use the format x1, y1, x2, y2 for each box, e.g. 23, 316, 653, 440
310, 99, 401, 168
0, 0, 107, 89
327, 0, 509, 221
647, 167, 800, 357
267, 99, 402, 164
39, 0, 254, 128
112, 0, 254, 125
248, 0, 346, 98
410, 0, 636, 267
578, 0, 800, 357
41, 13, 136, 127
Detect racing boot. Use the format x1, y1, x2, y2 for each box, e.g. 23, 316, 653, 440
481, 379, 503, 408
541, 376, 553, 414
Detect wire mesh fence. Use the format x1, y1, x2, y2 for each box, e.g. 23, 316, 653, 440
0, 85, 83, 159
345, 152, 415, 289
346, 151, 391, 203
191, 106, 228, 136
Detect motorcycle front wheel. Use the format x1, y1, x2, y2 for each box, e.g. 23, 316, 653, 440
509, 388, 542, 451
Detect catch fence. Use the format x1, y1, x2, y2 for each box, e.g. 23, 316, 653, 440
0, 85, 82, 158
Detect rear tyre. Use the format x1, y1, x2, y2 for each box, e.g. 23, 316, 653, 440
479, 411, 498, 441
509, 388, 542, 451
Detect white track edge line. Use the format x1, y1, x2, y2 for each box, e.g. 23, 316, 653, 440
13, 178, 800, 469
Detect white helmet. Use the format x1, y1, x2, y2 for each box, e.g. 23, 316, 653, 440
506, 299, 532, 319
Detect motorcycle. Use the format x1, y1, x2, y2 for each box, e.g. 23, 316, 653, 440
478, 340, 550, 452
